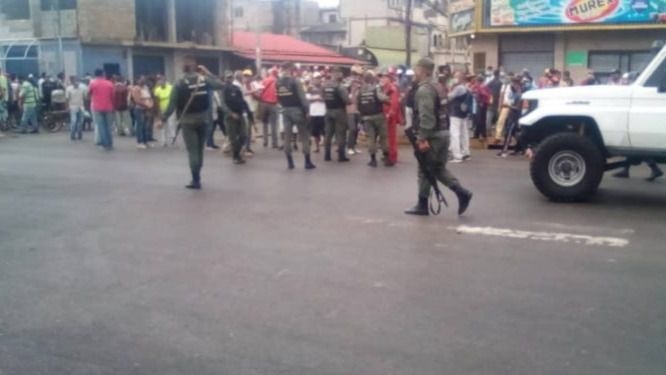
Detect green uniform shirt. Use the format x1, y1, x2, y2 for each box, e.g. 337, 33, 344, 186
414, 78, 439, 141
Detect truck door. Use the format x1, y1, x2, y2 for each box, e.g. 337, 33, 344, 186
629, 58, 666, 150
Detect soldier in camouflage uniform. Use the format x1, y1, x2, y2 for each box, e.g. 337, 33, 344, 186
322, 67, 351, 162
357, 71, 390, 167
405, 58, 473, 216
277, 62, 316, 170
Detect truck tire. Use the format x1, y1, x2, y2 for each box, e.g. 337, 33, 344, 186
530, 133, 604, 202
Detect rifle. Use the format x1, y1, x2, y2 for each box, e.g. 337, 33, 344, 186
405, 126, 448, 215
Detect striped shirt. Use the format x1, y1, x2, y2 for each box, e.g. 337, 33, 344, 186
20, 81, 38, 109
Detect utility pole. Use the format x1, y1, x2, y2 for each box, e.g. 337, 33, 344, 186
52, 0, 64, 76
405, 0, 413, 67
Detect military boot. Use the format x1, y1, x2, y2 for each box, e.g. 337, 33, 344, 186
287, 154, 295, 170
186, 170, 202, 190
324, 147, 332, 162
305, 154, 317, 170
404, 197, 429, 216
647, 165, 664, 182
383, 151, 395, 167
452, 185, 473, 215
338, 148, 350, 162
368, 154, 378, 168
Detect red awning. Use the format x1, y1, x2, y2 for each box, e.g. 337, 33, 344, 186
232, 31, 364, 67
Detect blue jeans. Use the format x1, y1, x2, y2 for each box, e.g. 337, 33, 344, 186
133, 108, 149, 145
93, 111, 113, 149
20, 106, 39, 132
70, 108, 83, 140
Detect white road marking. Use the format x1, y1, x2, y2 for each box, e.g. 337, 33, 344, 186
451, 225, 629, 248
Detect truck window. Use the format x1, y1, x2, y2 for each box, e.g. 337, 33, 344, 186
644, 58, 666, 87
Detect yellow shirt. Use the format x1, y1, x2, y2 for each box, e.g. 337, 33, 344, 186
154, 84, 173, 114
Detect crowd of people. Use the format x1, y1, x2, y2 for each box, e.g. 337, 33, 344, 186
1, 60, 659, 190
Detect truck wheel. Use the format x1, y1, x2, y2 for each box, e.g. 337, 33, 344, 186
530, 133, 604, 202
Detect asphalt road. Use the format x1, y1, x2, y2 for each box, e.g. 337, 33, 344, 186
1, 133, 665, 375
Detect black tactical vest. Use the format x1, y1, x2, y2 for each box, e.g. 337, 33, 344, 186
358, 85, 383, 116
223, 83, 245, 115
277, 77, 301, 108
177, 75, 209, 114
323, 82, 345, 110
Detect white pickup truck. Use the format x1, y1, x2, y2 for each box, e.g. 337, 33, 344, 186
519, 46, 666, 201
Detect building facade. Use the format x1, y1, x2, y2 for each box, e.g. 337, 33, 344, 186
231, 0, 318, 35
340, 0, 468, 68
0, 0, 232, 81
299, 7, 347, 50
465, 0, 666, 82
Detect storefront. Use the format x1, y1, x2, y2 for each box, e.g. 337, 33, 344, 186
469, 0, 666, 81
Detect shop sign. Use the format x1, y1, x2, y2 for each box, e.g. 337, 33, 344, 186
566, 50, 588, 66
451, 8, 476, 33
488, 0, 666, 27
449, 0, 475, 13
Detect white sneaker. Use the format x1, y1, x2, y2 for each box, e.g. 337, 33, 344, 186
347, 149, 355, 156
136, 144, 148, 149
450, 159, 464, 164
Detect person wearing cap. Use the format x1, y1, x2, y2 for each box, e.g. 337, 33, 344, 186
219, 70, 253, 165
404, 58, 473, 217
277, 62, 316, 170
257, 68, 279, 148
357, 70, 390, 167
161, 64, 225, 189
322, 67, 351, 162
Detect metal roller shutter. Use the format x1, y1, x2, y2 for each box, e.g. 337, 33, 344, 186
501, 52, 554, 77
500, 34, 554, 77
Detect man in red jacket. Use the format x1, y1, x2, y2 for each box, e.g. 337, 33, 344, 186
257, 68, 279, 148
381, 71, 403, 166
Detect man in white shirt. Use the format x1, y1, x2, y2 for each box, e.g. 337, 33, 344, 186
66, 76, 87, 140
307, 72, 326, 153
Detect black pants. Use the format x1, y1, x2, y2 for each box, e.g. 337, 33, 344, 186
473, 106, 487, 139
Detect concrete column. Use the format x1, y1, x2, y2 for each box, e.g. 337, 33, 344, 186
127, 47, 134, 81
554, 32, 566, 71
214, 0, 229, 47
167, 0, 177, 44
